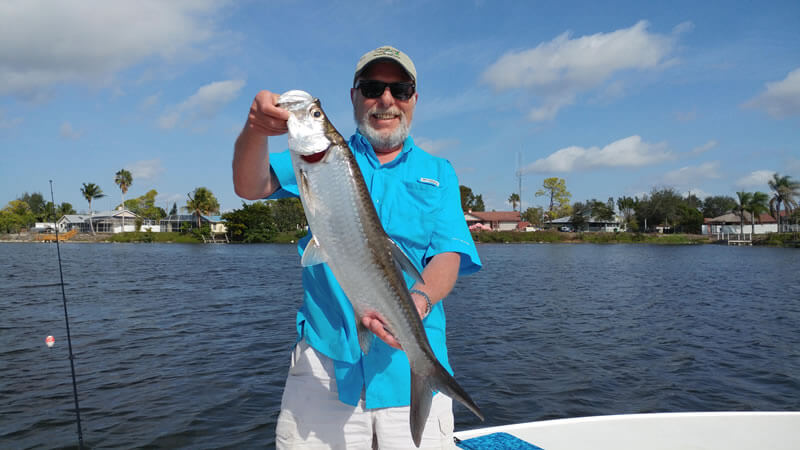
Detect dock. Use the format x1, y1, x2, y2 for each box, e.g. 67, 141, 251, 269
35, 229, 78, 242
716, 232, 752, 246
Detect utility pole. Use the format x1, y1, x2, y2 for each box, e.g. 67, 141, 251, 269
517, 152, 523, 214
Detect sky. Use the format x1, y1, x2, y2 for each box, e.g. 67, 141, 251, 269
1, 0, 799, 214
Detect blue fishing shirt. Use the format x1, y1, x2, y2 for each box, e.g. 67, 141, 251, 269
268, 132, 481, 409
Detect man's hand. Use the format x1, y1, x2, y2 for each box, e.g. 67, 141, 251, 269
246, 90, 290, 137
360, 292, 429, 350
361, 313, 401, 350
233, 90, 290, 200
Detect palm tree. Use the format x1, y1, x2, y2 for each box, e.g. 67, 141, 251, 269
768, 173, 800, 232
80, 183, 105, 235
734, 191, 752, 237
114, 169, 133, 231
747, 191, 769, 236
508, 193, 520, 212
185, 187, 220, 229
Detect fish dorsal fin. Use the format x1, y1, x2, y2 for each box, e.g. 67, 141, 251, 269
301, 236, 327, 267
388, 238, 425, 285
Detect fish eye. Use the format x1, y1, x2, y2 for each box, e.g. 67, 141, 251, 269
311, 108, 323, 119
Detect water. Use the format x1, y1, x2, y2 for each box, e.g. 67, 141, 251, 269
1, 242, 798, 448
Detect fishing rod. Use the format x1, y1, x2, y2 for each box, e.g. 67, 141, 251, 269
49, 180, 85, 449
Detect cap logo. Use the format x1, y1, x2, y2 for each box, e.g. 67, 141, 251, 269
374, 47, 401, 58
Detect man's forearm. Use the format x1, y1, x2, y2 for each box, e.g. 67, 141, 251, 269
411, 252, 460, 315
233, 124, 274, 200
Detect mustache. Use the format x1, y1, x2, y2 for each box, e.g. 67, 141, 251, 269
368, 105, 404, 117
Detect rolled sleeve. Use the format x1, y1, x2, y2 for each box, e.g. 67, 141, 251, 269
266, 150, 299, 199
424, 162, 481, 276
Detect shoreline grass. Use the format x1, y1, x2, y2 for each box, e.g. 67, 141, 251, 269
471, 231, 712, 245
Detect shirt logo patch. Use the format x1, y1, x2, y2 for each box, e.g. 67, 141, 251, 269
418, 177, 439, 187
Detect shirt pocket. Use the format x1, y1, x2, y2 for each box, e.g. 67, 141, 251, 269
385, 180, 442, 253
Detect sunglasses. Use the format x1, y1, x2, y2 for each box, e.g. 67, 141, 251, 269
355, 80, 416, 101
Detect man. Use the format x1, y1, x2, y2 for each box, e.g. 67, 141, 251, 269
233, 45, 481, 449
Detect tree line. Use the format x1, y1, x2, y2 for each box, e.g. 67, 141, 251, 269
1, 167, 222, 235
465, 173, 799, 233
4, 170, 797, 238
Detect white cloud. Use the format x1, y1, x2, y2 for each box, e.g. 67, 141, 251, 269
736, 169, 774, 189
744, 67, 800, 118
685, 187, 711, 200
59, 122, 83, 139
661, 161, 721, 187
158, 79, 245, 129
413, 136, 460, 154
483, 20, 681, 121
0, 1, 226, 98
522, 135, 672, 173
691, 140, 717, 155
129, 159, 165, 180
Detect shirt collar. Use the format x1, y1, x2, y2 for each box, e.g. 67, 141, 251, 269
351, 131, 415, 168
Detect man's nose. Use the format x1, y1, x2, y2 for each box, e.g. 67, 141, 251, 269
377, 86, 394, 105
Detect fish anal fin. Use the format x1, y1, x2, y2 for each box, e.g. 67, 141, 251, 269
300, 236, 327, 267
388, 238, 424, 285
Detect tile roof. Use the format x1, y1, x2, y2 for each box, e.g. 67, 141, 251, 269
466, 211, 521, 222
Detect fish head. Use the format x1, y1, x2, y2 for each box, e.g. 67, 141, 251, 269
278, 90, 331, 156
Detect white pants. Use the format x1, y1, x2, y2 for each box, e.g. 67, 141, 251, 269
275, 340, 457, 449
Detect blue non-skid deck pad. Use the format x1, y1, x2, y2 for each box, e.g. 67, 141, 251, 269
456, 432, 544, 450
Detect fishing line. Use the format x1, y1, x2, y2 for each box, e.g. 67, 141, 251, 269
49, 180, 85, 449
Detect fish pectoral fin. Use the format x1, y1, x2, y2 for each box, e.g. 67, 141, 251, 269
409, 371, 433, 448
300, 236, 327, 267
356, 320, 374, 355
388, 238, 425, 285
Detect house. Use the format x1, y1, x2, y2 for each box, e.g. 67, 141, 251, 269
702, 212, 778, 235
464, 211, 522, 231
548, 215, 624, 232
159, 214, 227, 234
57, 209, 142, 233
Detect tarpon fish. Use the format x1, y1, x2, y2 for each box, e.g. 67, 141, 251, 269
277, 90, 483, 446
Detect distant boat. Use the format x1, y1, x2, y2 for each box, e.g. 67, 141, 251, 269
455, 411, 800, 450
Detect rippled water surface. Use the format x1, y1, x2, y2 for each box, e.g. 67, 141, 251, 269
1, 242, 799, 448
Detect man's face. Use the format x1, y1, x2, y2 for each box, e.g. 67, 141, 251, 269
351, 61, 417, 152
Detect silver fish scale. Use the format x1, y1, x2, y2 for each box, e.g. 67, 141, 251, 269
291, 146, 432, 366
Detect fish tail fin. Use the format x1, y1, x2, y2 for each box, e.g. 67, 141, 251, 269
409, 362, 484, 447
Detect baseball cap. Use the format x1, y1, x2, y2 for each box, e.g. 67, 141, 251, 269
353, 46, 417, 86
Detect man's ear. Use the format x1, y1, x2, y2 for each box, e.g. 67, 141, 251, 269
350, 87, 357, 105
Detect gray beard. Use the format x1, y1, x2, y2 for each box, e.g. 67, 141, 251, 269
354, 107, 410, 151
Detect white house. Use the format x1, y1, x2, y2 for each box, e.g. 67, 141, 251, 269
702, 212, 778, 235
57, 209, 152, 233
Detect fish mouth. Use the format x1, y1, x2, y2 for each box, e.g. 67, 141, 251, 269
277, 90, 314, 111
301, 150, 327, 163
